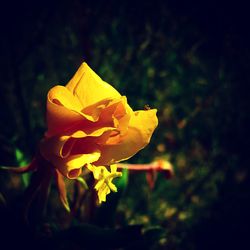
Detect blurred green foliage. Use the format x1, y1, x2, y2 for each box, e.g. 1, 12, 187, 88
0, 1, 250, 249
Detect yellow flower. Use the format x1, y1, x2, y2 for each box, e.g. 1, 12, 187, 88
39, 62, 158, 204
88, 164, 122, 203
40, 62, 158, 180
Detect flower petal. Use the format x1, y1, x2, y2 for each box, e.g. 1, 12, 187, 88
40, 127, 118, 159
55, 169, 70, 212
52, 151, 101, 179
66, 62, 121, 107
95, 109, 158, 165
46, 85, 95, 137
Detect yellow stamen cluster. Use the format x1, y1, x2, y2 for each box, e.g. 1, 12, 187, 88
87, 164, 122, 203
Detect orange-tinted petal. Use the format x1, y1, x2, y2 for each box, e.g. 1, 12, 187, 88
82, 98, 114, 121
95, 109, 158, 165
87, 96, 132, 136
66, 62, 121, 107
55, 169, 70, 211
40, 127, 118, 160
98, 96, 131, 132
48, 85, 83, 111
51, 151, 101, 179
46, 85, 95, 137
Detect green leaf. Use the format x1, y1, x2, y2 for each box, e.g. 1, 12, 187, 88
22, 173, 31, 187
76, 176, 89, 190
15, 148, 28, 166
15, 148, 30, 187
114, 168, 129, 192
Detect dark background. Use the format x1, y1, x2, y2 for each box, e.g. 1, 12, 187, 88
0, 1, 250, 249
